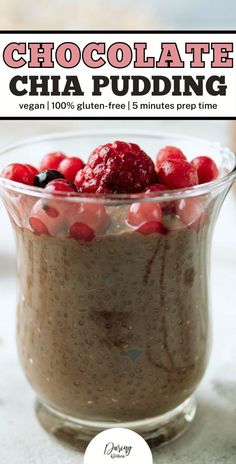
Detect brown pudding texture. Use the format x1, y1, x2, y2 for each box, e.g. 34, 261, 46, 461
16, 206, 210, 422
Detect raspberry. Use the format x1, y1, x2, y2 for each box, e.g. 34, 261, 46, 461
45, 179, 77, 193
156, 146, 186, 171
127, 202, 162, 227
58, 156, 84, 182
136, 221, 168, 236
75, 141, 157, 193
158, 159, 198, 189
1, 163, 37, 186
40, 151, 66, 171
75, 166, 98, 193
69, 223, 95, 242
75, 167, 112, 194
191, 156, 219, 184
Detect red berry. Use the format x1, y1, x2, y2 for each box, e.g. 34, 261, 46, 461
175, 197, 206, 230
29, 217, 50, 236
1, 163, 36, 186
58, 156, 84, 182
69, 222, 95, 242
45, 179, 77, 193
127, 202, 162, 227
75, 141, 157, 193
25, 164, 39, 178
145, 183, 175, 214
145, 183, 168, 193
29, 195, 108, 238
29, 199, 66, 236
191, 156, 219, 184
158, 159, 198, 190
136, 221, 168, 236
68, 203, 109, 234
40, 151, 66, 171
156, 146, 186, 171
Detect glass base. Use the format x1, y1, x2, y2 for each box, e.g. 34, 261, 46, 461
35, 395, 196, 451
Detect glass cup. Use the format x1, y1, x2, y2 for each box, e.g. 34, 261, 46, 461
0, 131, 235, 449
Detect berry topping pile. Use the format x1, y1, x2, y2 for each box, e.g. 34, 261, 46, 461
1, 141, 219, 240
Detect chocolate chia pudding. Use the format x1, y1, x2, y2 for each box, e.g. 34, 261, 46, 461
16, 206, 210, 422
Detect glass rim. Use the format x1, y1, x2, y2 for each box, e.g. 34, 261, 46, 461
0, 129, 235, 204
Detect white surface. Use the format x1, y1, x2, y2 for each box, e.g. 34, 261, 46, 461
0, 121, 236, 463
